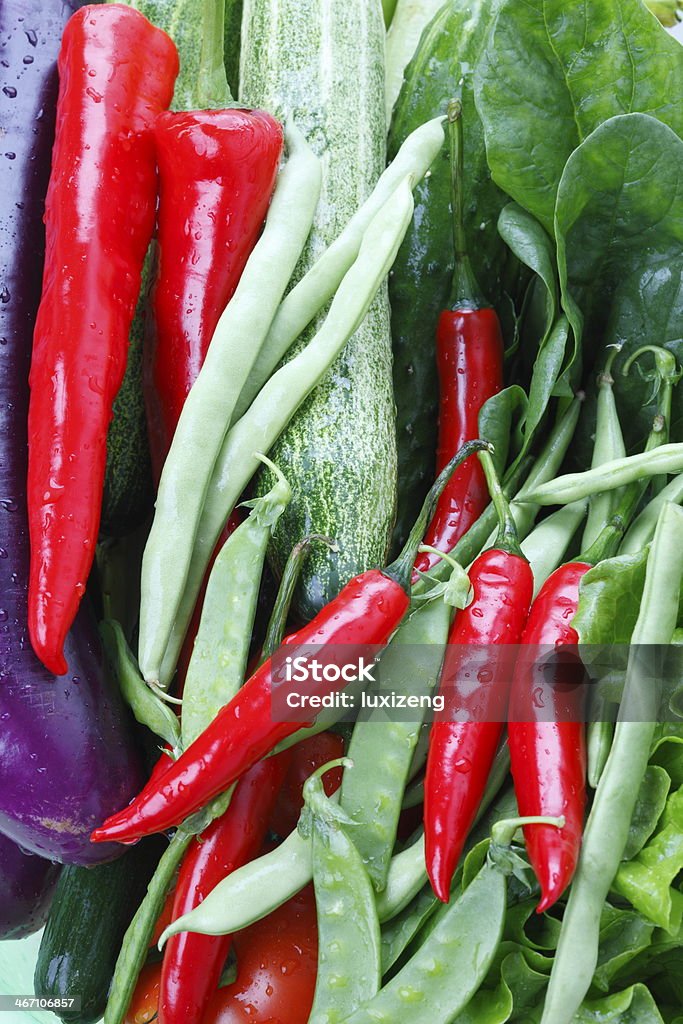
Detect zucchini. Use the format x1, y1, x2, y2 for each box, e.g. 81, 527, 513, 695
241, 0, 396, 621
34, 838, 164, 1024
387, 0, 509, 553
102, 258, 154, 538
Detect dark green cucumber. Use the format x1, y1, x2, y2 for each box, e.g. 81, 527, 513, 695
224, 0, 243, 99
34, 837, 164, 1024
388, 0, 509, 553
102, 257, 154, 538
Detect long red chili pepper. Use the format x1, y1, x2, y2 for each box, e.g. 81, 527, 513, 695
144, 108, 283, 478
424, 453, 533, 901
159, 752, 291, 1024
508, 561, 588, 912
27, 4, 178, 676
414, 100, 503, 580
91, 440, 488, 845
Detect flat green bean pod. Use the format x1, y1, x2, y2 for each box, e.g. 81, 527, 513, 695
139, 124, 322, 684
520, 443, 683, 507
521, 501, 587, 598
159, 177, 417, 679
232, 116, 446, 422
620, 472, 683, 555
540, 502, 683, 1024
305, 762, 382, 1024
181, 457, 291, 746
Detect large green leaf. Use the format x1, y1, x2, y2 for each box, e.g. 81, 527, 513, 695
573, 549, 649, 646
555, 114, 683, 358
475, 0, 683, 234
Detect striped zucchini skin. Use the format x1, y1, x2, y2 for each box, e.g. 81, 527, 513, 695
241, 0, 396, 621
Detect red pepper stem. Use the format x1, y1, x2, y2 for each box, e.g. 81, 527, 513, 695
491, 815, 565, 850
198, 0, 232, 108
384, 439, 491, 592
447, 99, 484, 309
261, 534, 337, 663
479, 450, 525, 558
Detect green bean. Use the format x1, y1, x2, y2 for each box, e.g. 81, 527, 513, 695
159, 177, 417, 678
582, 349, 626, 550
100, 620, 181, 751
139, 124, 321, 684
180, 457, 291, 744
521, 501, 587, 597
305, 762, 381, 1024
540, 501, 683, 1024
520, 444, 683, 508
232, 117, 445, 422
105, 829, 193, 1024
340, 598, 451, 891
620, 473, 683, 555
261, 534, 335, 661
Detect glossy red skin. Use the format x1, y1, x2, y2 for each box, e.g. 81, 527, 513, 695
126, 961, 161, 1024
92, 570, 409, 843
414, 308, 503, 578
27, 5, 178, 675
508, 561, 589, 912
268, 732, 345, 838
425, 549, 533, 901
201, 885, 318, 1024
159, 753, 291, 1024
144, 109, 283, 478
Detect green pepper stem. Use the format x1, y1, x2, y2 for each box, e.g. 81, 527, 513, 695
446, 99, 484, 308
479, 450, 525, 558
261, 534, 337, 662
385, 439, 492, 592
198, 0, 232, 108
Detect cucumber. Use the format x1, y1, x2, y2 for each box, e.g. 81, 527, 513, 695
241, 0, 396, 621
388, 0, 509, 553
102, 257, 154, 538
34, 838, 163, 1024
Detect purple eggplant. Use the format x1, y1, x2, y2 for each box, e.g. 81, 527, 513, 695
0, 0, 143, 865
0, 831, 60, 939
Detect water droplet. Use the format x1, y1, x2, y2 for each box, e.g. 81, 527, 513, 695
1, 499, 18, 512
4, 153, 16, 161
0, 610, 7, 622
0, 288, 9, 304
3, 86, 17, 99
22, 55, 34, 65
0, 548, 6, 558
25, 29, 38, 46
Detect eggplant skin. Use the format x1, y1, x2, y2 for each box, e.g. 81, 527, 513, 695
0, 831, 60, 940
0, 0, 144, 865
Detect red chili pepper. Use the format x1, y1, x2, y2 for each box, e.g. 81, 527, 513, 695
424, 453, 533, 901
414, 101, 503, 580
91, 440, 488, 845
27, 5, 178, 676
159, 753, 291, 1024
508, 561, 589, 912
144, 109, 283, 478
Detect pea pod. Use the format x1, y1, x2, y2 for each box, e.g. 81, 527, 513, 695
305, 760, 381, 1024
158, 176, 417, 682
100, 621, 181, 752
620, 473, 683, 555
540, 502, 683, 1024
181, 456, 291, 746
339, 595, 453, 891
343, 816, 561, 1024
139, 124, 322, 685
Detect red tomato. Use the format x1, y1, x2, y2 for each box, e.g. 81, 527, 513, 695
202, 885, 318, 1024
268, 733, 345, 837
125, 962, 162, 1024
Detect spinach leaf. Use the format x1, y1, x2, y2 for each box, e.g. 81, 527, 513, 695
475, 0, 683, 234
555, 113, 683, 363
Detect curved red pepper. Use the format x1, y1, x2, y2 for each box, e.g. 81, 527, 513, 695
414, 310, 503, 578
508, 562, 589, 912
425, 547, 533, 901
159, 753, 291, 1024
92, 570, 409, 844
144, 108, 283, 478
27, 4, 178, 675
